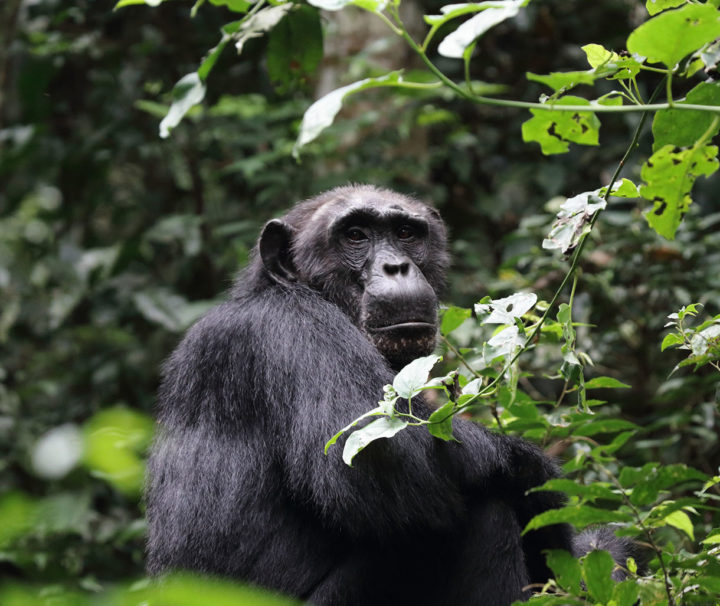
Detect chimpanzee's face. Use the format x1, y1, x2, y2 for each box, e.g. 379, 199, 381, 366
259, 186, 449, 369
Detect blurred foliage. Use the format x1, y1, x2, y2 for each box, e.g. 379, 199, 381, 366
1, 0, 719, 603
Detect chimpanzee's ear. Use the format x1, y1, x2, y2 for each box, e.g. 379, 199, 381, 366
259, 219, 298, 284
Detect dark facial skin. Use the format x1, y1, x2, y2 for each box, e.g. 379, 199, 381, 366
258, 186, 449, 369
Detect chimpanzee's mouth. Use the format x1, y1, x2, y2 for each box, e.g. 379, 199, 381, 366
368, 321, 435, 333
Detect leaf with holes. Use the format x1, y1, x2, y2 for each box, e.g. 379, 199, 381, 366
640, 144, 719, 239
652, 81, 720, 151
542, 190, 606, 254
522, 96, 600, 155
474, 293, 537, 325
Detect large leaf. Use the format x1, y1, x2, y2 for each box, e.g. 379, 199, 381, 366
583, 550, 615, 604
342, 417, 408, 466
627, 4, 720, 69
640, 143, 719, 239
652, 81, 720, 151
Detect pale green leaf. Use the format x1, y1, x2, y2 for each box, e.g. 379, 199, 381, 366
663, 509, 694, 539
393, 354, 442, 399
234, 4, 293, 55
437, 1, 523, 59
159, 72, 206, 139
542, 190, 606, 254
293, 72, 403, 157
342, 417, 408, 466
474, 292, 537, 324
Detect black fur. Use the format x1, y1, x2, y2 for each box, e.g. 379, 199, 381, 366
146, 185, 630, 605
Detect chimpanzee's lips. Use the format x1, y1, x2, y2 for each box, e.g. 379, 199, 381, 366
368, 321, 436, 333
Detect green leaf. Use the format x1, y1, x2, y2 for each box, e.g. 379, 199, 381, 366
526, 70, 595, 93
342, 417, 408, 466
307, 0, 387, 12
437, 1, 524, 59
524, 504, 633, 533
393, 354, 442, 399
653, 82, 720, 151
208, 0, 251, 12
661, 332, 684, 351
640, 143, 719, 239
159, 72, 206, 139
584, 376, 631, 389
522, 96, 600, 155
627, 4, 720, 69
582, 550, 615, 604
531, 478, 621, 502
612, 580, 640, 606
234, 4, 293, 55
582, 43, 641, 79
545, 549, 582, 594
427, 401, 457, 441
542, 190, 606, 254
663, 509, 694, 539
646, 0, 686, 17
598, 177, 640, 198
441, 306, 472, 335
575, 418, 637, 437
293, 72, 404, 157
115, 0, 163, 8
267, 6, 323, 93
324, 406, 385, 454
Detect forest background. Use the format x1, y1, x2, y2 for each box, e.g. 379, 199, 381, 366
1, 0, 720, 604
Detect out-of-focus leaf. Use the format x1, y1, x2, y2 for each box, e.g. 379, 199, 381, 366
293, 72, 403, 157
437, 1, 524, 59
159, 72, 206, 139
583, 550, 614, 603
546, 549, 582, 593
234, 4, 293, 55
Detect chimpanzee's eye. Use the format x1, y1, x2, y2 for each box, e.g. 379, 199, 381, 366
397, 225, 414, 240
346, 227, 368, 242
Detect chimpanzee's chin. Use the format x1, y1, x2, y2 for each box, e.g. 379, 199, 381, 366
369, 323, 438, 370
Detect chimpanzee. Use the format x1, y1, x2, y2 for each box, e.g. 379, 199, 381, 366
146, 185, 630, 605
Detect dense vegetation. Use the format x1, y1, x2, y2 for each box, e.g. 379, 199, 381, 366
1, 0, 719, 603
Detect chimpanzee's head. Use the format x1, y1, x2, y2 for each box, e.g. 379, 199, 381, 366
258, 185, 449, 369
